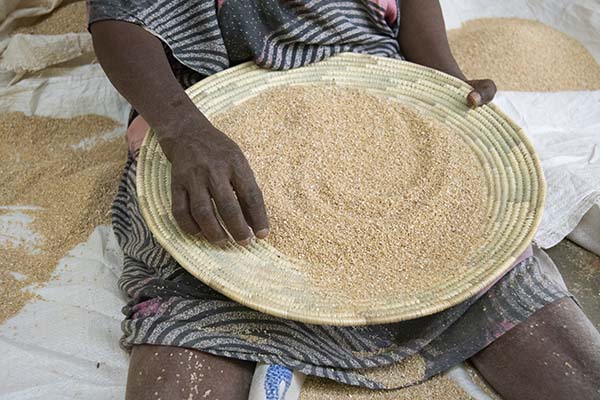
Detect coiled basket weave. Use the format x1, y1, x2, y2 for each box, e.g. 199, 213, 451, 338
137, 53, 545, 326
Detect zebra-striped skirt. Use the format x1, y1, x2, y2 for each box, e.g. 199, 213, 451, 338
112, 153, 570, 389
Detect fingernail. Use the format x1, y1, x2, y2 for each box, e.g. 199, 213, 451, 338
255, 228, 270, 239
468, 92, 482, 107
238, 237, 252, 246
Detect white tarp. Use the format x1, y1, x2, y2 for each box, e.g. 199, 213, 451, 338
1, 0, 599, 398
0, 33, 94, 77
0, 226, 128, 400
0, 1, 94, 80
495, 91, 600, 249
0, 0, 62, 46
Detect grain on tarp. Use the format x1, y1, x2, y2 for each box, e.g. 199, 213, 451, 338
448, 18, 600, 91
0, 112, 125, 322
14, 1, 88, 36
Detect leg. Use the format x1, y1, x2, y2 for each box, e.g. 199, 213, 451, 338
126, 344, 255, 400
471, 297, 600, 400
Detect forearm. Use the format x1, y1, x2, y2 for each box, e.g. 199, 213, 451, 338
398, 0, 466, 80
90, 20, 210, 154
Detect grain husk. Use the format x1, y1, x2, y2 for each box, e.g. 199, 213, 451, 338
448, 18, 600, 91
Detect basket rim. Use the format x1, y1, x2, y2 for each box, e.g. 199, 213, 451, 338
136, 53, 546, 325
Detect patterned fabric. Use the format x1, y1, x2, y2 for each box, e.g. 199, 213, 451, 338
112, 153, 570, 389
87, 0, 402, 78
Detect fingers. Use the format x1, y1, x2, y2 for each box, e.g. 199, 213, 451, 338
171, 185, 202, 236
467, 91, 482, 108
209, 179, 253, 245
466, 79, 497, 108
187, 181, 229, 245
170, 140, 268, 246
232, 169, 269, 239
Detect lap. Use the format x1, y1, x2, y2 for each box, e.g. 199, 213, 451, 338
115, 144, 573, 389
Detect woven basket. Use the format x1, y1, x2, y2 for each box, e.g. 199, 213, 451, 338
137, 53, 545, 326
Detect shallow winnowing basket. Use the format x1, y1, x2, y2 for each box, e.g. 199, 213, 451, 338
137, 53, 545, 326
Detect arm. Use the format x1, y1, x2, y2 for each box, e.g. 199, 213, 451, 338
90, 21, 269, 245
398, 0, 496, 107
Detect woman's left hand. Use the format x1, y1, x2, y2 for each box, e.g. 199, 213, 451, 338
465, 79, 497, 108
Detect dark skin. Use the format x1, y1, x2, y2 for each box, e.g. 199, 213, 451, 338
91, 1, 599, 398
472, 297, 600, 400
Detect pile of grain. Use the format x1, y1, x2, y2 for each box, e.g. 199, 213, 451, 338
299, 374, 473, 400
14, 1, 88, 36
212, 86, 488, 300
0, 112, 125, 322
448, 18, 600, 91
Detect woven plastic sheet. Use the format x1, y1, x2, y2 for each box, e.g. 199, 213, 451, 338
0, 1, 94, 80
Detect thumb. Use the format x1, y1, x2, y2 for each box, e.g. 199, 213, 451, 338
467, 91, 483, 108
466, 79, 497, 108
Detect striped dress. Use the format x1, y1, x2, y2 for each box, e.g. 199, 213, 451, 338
88, 0, 571, 389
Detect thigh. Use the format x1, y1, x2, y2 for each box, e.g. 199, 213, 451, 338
126, 344, 255, 400
471, 297, 600, 400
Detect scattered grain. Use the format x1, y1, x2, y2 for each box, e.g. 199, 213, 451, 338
212, 86, 488, 300
299, 373, 473, 400
0, 112, 125, 322
448, 18, 600, 91
357, 355, 426, 387
14, 1, 88, 36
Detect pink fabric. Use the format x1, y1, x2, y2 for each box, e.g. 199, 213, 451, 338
132, 297, 163, 318
512, 245, 534, 267
369, 0, 398, 25
216, 1, 397, 24
127, 115, 150, 154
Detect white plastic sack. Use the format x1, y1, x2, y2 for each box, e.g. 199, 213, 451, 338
493, 91, 600, 249
568, 204, 600, 255
0, 1, 94, 79
0, 63, 128, 123
0, 226, 128, 400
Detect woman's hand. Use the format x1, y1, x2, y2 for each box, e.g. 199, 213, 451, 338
91, 21, 268, 246
465, 79, 497, 108
160, 122, 269, 246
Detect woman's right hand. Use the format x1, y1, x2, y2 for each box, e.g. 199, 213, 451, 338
159, 122, 269, 246
90, 21, 268, 246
